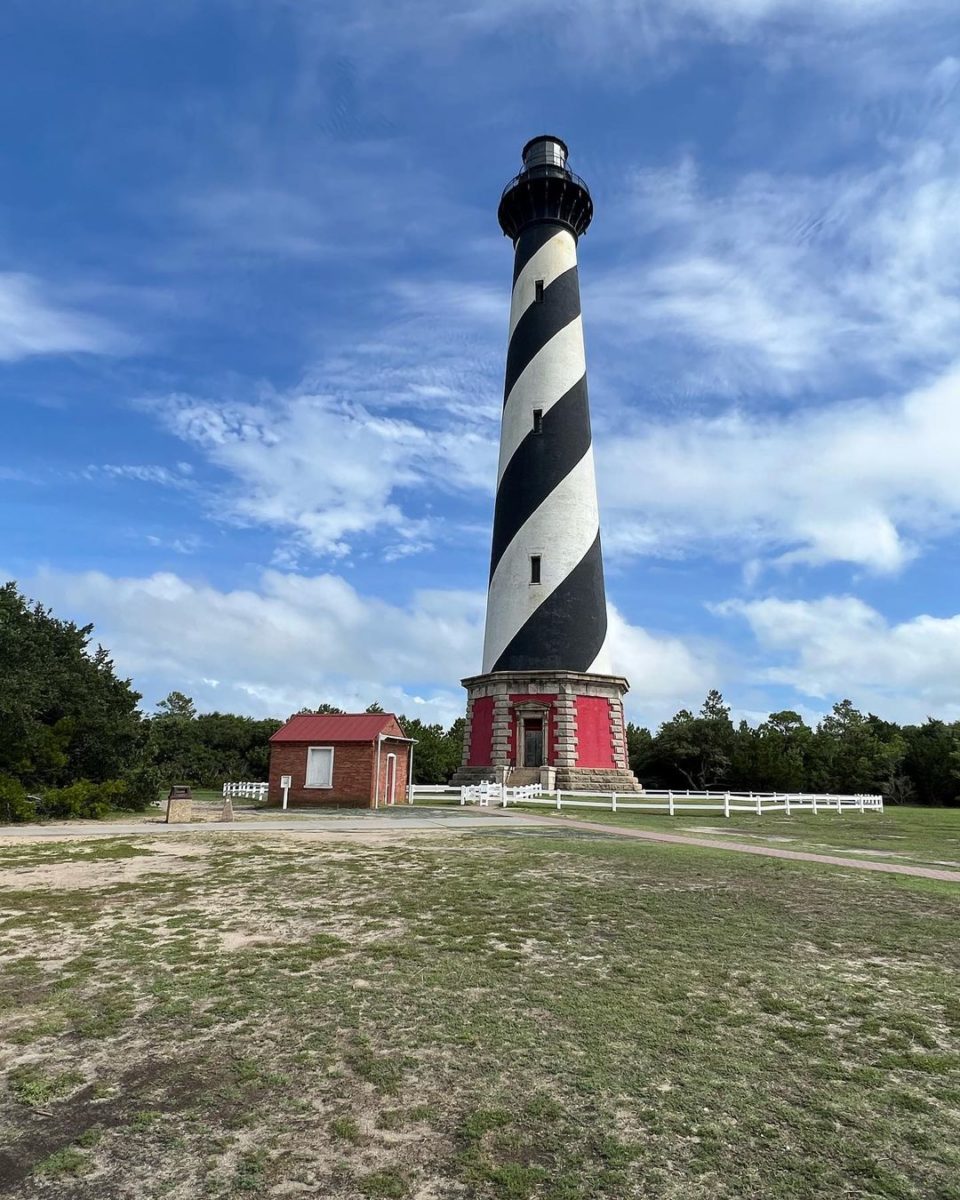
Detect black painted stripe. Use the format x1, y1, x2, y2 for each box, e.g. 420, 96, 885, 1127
512, 221, 567, 286
503, 266, 581, 404
488, 376, 591, 581
492, 532, 607, 674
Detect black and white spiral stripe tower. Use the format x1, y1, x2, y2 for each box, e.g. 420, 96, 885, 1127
454, 136, 640, 792
483, 135, 610, 675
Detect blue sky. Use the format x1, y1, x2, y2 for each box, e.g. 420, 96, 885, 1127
4, 0, 960, 728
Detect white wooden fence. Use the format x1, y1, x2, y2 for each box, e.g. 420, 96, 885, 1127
222, 781, 269, 802
414, 783, 883, 817
499, 788, 883, 817
459, 782, 542, 806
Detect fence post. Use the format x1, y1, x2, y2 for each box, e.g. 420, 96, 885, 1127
556, 790, 562, 811
858, 795, 864, 814
812, 794, 818, 815
668, 790, 674, 817
756, 793, 762, 816
611, 793, 617, 812
836, 794, 842, 814
785, 793, 791, 816
724, 791, 731, 818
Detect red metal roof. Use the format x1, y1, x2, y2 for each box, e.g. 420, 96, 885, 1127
269, 713, 406, 743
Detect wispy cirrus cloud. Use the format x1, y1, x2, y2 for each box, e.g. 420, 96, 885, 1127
0, 272, 132, 362
148, 384, 497, 560
588, 88, 960, 402
288, 0, 956, 74
85, 463, 196, 488
136, 262, 507, 562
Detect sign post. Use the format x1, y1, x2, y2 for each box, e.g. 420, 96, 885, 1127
280, 775, 292, 811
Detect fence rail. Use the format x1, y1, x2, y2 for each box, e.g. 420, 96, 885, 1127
222, 781, 269, 802
421, 783, 883, 817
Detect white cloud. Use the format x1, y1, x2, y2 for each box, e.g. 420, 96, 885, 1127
607, 605, 717, 723
589, 110, 960, 398
600, 360, 960, 572
716, 593, 960, 721
18, 565, 713, 727
150, 387, 497, 559
0, 272, 130, 362
589, 105, 960, 574
23, 565, 484, 723
141, 266, 507, 561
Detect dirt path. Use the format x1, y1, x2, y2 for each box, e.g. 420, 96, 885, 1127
0, 811, 556, 841
3, 807, 958, 882
486, 810, 960, 883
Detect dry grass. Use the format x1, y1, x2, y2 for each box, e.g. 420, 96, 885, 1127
0, 827, 958, 1198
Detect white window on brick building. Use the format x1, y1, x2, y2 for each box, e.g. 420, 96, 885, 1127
305, 746, 334, 788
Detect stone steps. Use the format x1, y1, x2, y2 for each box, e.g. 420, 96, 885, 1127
505, 767, 540, 786
450, 767, 498, 786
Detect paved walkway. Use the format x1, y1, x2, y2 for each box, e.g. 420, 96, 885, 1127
486, 810, 960, 883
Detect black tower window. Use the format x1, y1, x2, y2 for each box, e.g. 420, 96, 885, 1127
534, 279, 544, 303
530, 555, 542, 584
532, 408, 543, 434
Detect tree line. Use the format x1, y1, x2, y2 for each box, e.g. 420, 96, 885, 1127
628, 690, 959, 806
2, 581, 958, 821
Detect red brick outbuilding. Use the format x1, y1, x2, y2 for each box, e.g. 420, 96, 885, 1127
268, 713, 413, 809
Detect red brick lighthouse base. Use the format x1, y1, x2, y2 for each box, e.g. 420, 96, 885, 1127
450, 671, 642, 792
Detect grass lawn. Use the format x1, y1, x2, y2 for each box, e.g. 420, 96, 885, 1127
1, 826, 958, 1198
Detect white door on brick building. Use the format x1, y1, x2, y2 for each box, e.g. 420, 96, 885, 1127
385, 753, 397, 805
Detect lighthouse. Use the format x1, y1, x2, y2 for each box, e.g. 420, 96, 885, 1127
453, 136, 641, 792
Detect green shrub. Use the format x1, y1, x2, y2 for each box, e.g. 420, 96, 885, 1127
37, 780, 113, 820
0, 775, 37, 823
1, 774, 157, 823
117, 764, 161, 810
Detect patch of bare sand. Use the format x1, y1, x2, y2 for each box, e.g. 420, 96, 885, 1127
266, 830, 474, 848
138, 840, 212, 857
218, 930, 278, 951
0, 850, 207, 891
682, 826, 798, 843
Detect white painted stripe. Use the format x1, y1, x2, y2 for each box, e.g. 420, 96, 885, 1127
498, 316, 585, 483
508, 229, 578, 338
482, 449, 600, 673
586, 628, 613, 675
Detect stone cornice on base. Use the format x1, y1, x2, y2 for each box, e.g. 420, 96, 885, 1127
461, 669, 630, 693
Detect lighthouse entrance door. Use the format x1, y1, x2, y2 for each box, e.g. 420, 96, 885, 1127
522, 719, 544, 768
